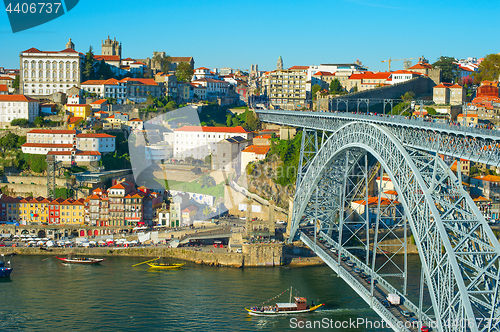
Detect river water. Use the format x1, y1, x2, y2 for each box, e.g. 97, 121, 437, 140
0, 255, 422, 331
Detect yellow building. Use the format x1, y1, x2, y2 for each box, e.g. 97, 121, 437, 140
66, 104, 92, 118
52, 198, 85, 225
67, 116, 83, 130
18, 197, 51, 225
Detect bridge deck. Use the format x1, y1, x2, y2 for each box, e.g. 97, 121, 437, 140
301, 231, 431, 332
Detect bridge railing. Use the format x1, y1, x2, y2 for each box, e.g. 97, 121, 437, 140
300, 232, 412, 332
257, 109, 500, 140
309, 230, 434, 327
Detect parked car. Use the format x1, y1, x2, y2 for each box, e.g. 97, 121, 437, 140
354, 268, 361, 274
381, 300, 391, 308
346, 261, 355, 267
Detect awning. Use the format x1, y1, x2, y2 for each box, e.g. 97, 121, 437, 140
276, 303, 297, 309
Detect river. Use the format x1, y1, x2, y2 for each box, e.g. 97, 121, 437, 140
0, 255, 423, 331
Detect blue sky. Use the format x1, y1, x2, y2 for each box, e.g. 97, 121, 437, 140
0, 0, 499, 72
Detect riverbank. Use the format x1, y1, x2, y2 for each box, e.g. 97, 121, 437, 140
0, 244, 324, 268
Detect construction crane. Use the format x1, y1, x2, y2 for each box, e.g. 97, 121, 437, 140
381, 58, 413, 71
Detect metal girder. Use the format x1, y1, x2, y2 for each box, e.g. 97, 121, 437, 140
286, 121, 500, 332
256, 110, 500, 166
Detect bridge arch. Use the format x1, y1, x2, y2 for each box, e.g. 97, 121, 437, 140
290, 121, 500, 332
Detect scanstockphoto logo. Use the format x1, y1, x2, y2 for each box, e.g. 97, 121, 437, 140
4, 0, 79, 33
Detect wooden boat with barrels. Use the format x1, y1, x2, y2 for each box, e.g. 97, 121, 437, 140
245, 287, 324, 315
56, 256, 105, 264
146, 262, 185, 269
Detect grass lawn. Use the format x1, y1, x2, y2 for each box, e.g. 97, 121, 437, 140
157, 178, 225, 199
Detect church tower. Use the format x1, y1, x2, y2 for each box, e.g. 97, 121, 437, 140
277, 56, 283, 70
65, 38, 75, 50
102, 36, 122, 58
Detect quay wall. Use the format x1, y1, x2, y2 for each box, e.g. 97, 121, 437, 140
0, 243, 286, 268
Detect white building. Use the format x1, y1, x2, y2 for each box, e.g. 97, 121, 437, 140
145, 144, 173, 164
20, 39, 83, 97
47, 150, 101, 164
174, 126, 252, 160
192, 67, 217, 80
0, 95, 39, 128
191, 78, 229, 97
241, 145, 270, 172
76, 133, 116, 153
388, 70, 422, 85
81, 78, 127, 104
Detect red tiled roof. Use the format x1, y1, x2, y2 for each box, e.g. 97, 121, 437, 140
353, 197, 399, 206
450, 84, 464, 89
0, 76, 14, 81
120, 78, 158, 86
75, 151, 101, 155
91, 99, 108, 105
109, 180, 135, 190
313, 71, 335, 76
27, 129, 76, 134
195, 67, 210, 70
434, 83, 453, 89
473, 175, 500, 182
242, 145, 271, 155
94, 55, 120, 61
350, 72, 391, 80
409, 63, 433, 70
175, 125, 250, 133
170, 57, 193, 62
24, 143, 73, 148
76, 133, 115, 138
254, 134, 272, 139
391, 70, 422, 75
0, 94, 38, 102
0, 84, 8, 92
68, 117, 83, 124
129, 118, 143, 122
288, 66, 309, 70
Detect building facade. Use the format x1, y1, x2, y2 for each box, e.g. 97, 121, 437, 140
20, 40, 83, 97
0, 95, 39, 128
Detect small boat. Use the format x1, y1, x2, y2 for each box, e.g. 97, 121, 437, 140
56, 256, 105, 264
245, 287, 324, 315
0, 254, 12, 278
146, 262, 185, 269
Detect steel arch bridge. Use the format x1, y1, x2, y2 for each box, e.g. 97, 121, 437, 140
256, 110, 500, 332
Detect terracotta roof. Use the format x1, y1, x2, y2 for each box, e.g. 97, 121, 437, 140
195, 67, 210, 70
94, 55, 120, 61
25, 143, 73, 148
473, 175, 500, 182
109, 180, 135, 190
313, 71, 335, 76
457, 114, 478, 117
75, 151, 101, 155
0, 76, 14, 81
170, 57, 193, 62
182, 205, 197, 213
242, 145, 271, 155
376, 176, 391, 181
254, 134, 272, 139
350, 72, 391, 80
384, 190, 398, 195
0, 94, 38, 102
68, 117, 83, 124
27, 129, 76, 134
175, 125, 250, 133
288, 66, 309, 70
76, 133, 115, 138
47, 151, 73, 155
129, 118, 143, 122
91, 99, 108, 105
352, 197, 399, 206
120, 78, 158, 86
409, 63, 433, 70
391, 70, 421, 75
22, 47, 81, 55
450, 84, 464, 89
434, 83, 453, 89
0, 84, 8, 92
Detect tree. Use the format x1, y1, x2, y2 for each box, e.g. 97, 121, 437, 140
12, 75, 19, 91
30, 155, 47, 173
175, 62, 194, 82
34, 116, 44, 127
10, 118, 29, 127
231, 117, 240, 127
425, 107, 437, 115
82, 46, 95, 81
245, 110, 261, 131
166, 100, 177, 110
433, 56, 459, 83
311, 84, 322, 100
329, 78, 343, 94
472, 54, 500, 84
226, 114, 233, 127
401, 91, 415, 101
106, 97, 117, 105
204, 154, 212, 166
